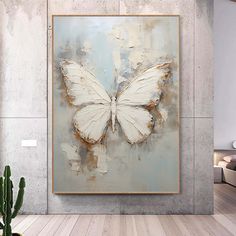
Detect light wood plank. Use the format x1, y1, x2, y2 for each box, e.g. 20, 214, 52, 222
11, 215, 28, 228
109, 215, 121, 236
215, 183, 236, 194
214, 185, 236, 200
181, 215, 209, 236
215, 188, 236, 206
143, 215, 166, 236
54, 215, 78, 236
101, 215, 112, 236
125, 215, 137, 236
102, 215, 121, 236
86, 215, 106, 236
215, 203, 236, 225
70, 215, 92, 236
13, 215, 39, 234
197, 215, 233, 236
23, 215, 53, 236
1, 217, 26, 236
214, 195, 236, 225
134, 215, 149, 236
171, 215, 192, 236
213, 213, 236, 236
215, 194, 236, 213
38, 215, 66, 236
158, 215, 182, 236
214, 205, 236, 227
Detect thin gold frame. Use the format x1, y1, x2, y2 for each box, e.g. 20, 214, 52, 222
51, 14, 180, 195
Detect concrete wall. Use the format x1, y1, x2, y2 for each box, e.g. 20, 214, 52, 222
0, 0, 214, 214
214, 0, 236, 150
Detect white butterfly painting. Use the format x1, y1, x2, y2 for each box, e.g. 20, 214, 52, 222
52, 15, 179, 194
60, 60, 171, 145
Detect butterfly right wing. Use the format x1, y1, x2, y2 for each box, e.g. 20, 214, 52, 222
60, 60, 111, 106
73, 104, 111, 144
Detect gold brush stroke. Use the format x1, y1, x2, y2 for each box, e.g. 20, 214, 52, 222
51, 14, 180, 195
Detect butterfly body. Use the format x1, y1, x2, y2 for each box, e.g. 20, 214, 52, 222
111, 96, 117, 132
60, 60, 171, 145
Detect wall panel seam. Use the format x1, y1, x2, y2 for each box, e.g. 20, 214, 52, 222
180, 117, 213, 119
0, 117, 47, 119
193, 0, 196, 214
46, 0, 49, 215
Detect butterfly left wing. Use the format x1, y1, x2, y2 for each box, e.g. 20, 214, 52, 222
117, 63, 171, 107
60, 60, 111, 106
116, 105, 154, 144
60, 60, 112, 144
73, 104, 111, 144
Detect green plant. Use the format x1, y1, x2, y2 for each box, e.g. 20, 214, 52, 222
0, 166, 25, 236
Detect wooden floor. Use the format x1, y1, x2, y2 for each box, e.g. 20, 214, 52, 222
2, 184, 236, 236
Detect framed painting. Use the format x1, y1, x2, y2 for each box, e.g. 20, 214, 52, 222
52, 15, 180, 194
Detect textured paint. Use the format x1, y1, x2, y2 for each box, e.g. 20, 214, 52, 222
60, 60, 111, 106
73, 104, 111, 143
92, 144, 110, 174
61, 143, 81, 172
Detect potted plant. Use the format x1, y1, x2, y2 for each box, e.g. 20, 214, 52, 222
0, 166, 25, 236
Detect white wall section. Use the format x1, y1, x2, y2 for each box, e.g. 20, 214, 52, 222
214, 0, 236, 150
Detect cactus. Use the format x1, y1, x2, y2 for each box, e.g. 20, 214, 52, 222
0, 166, 25, 236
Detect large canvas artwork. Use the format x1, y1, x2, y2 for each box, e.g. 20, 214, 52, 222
52, 15, 179, 194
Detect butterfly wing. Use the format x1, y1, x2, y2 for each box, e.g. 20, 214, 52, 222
116, 63, 171, 144
73, 104, 111, 144
117, 63, 171, 107
60, 60, 111, 144
60, 60, 111, 106
116, 105, 154, 144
